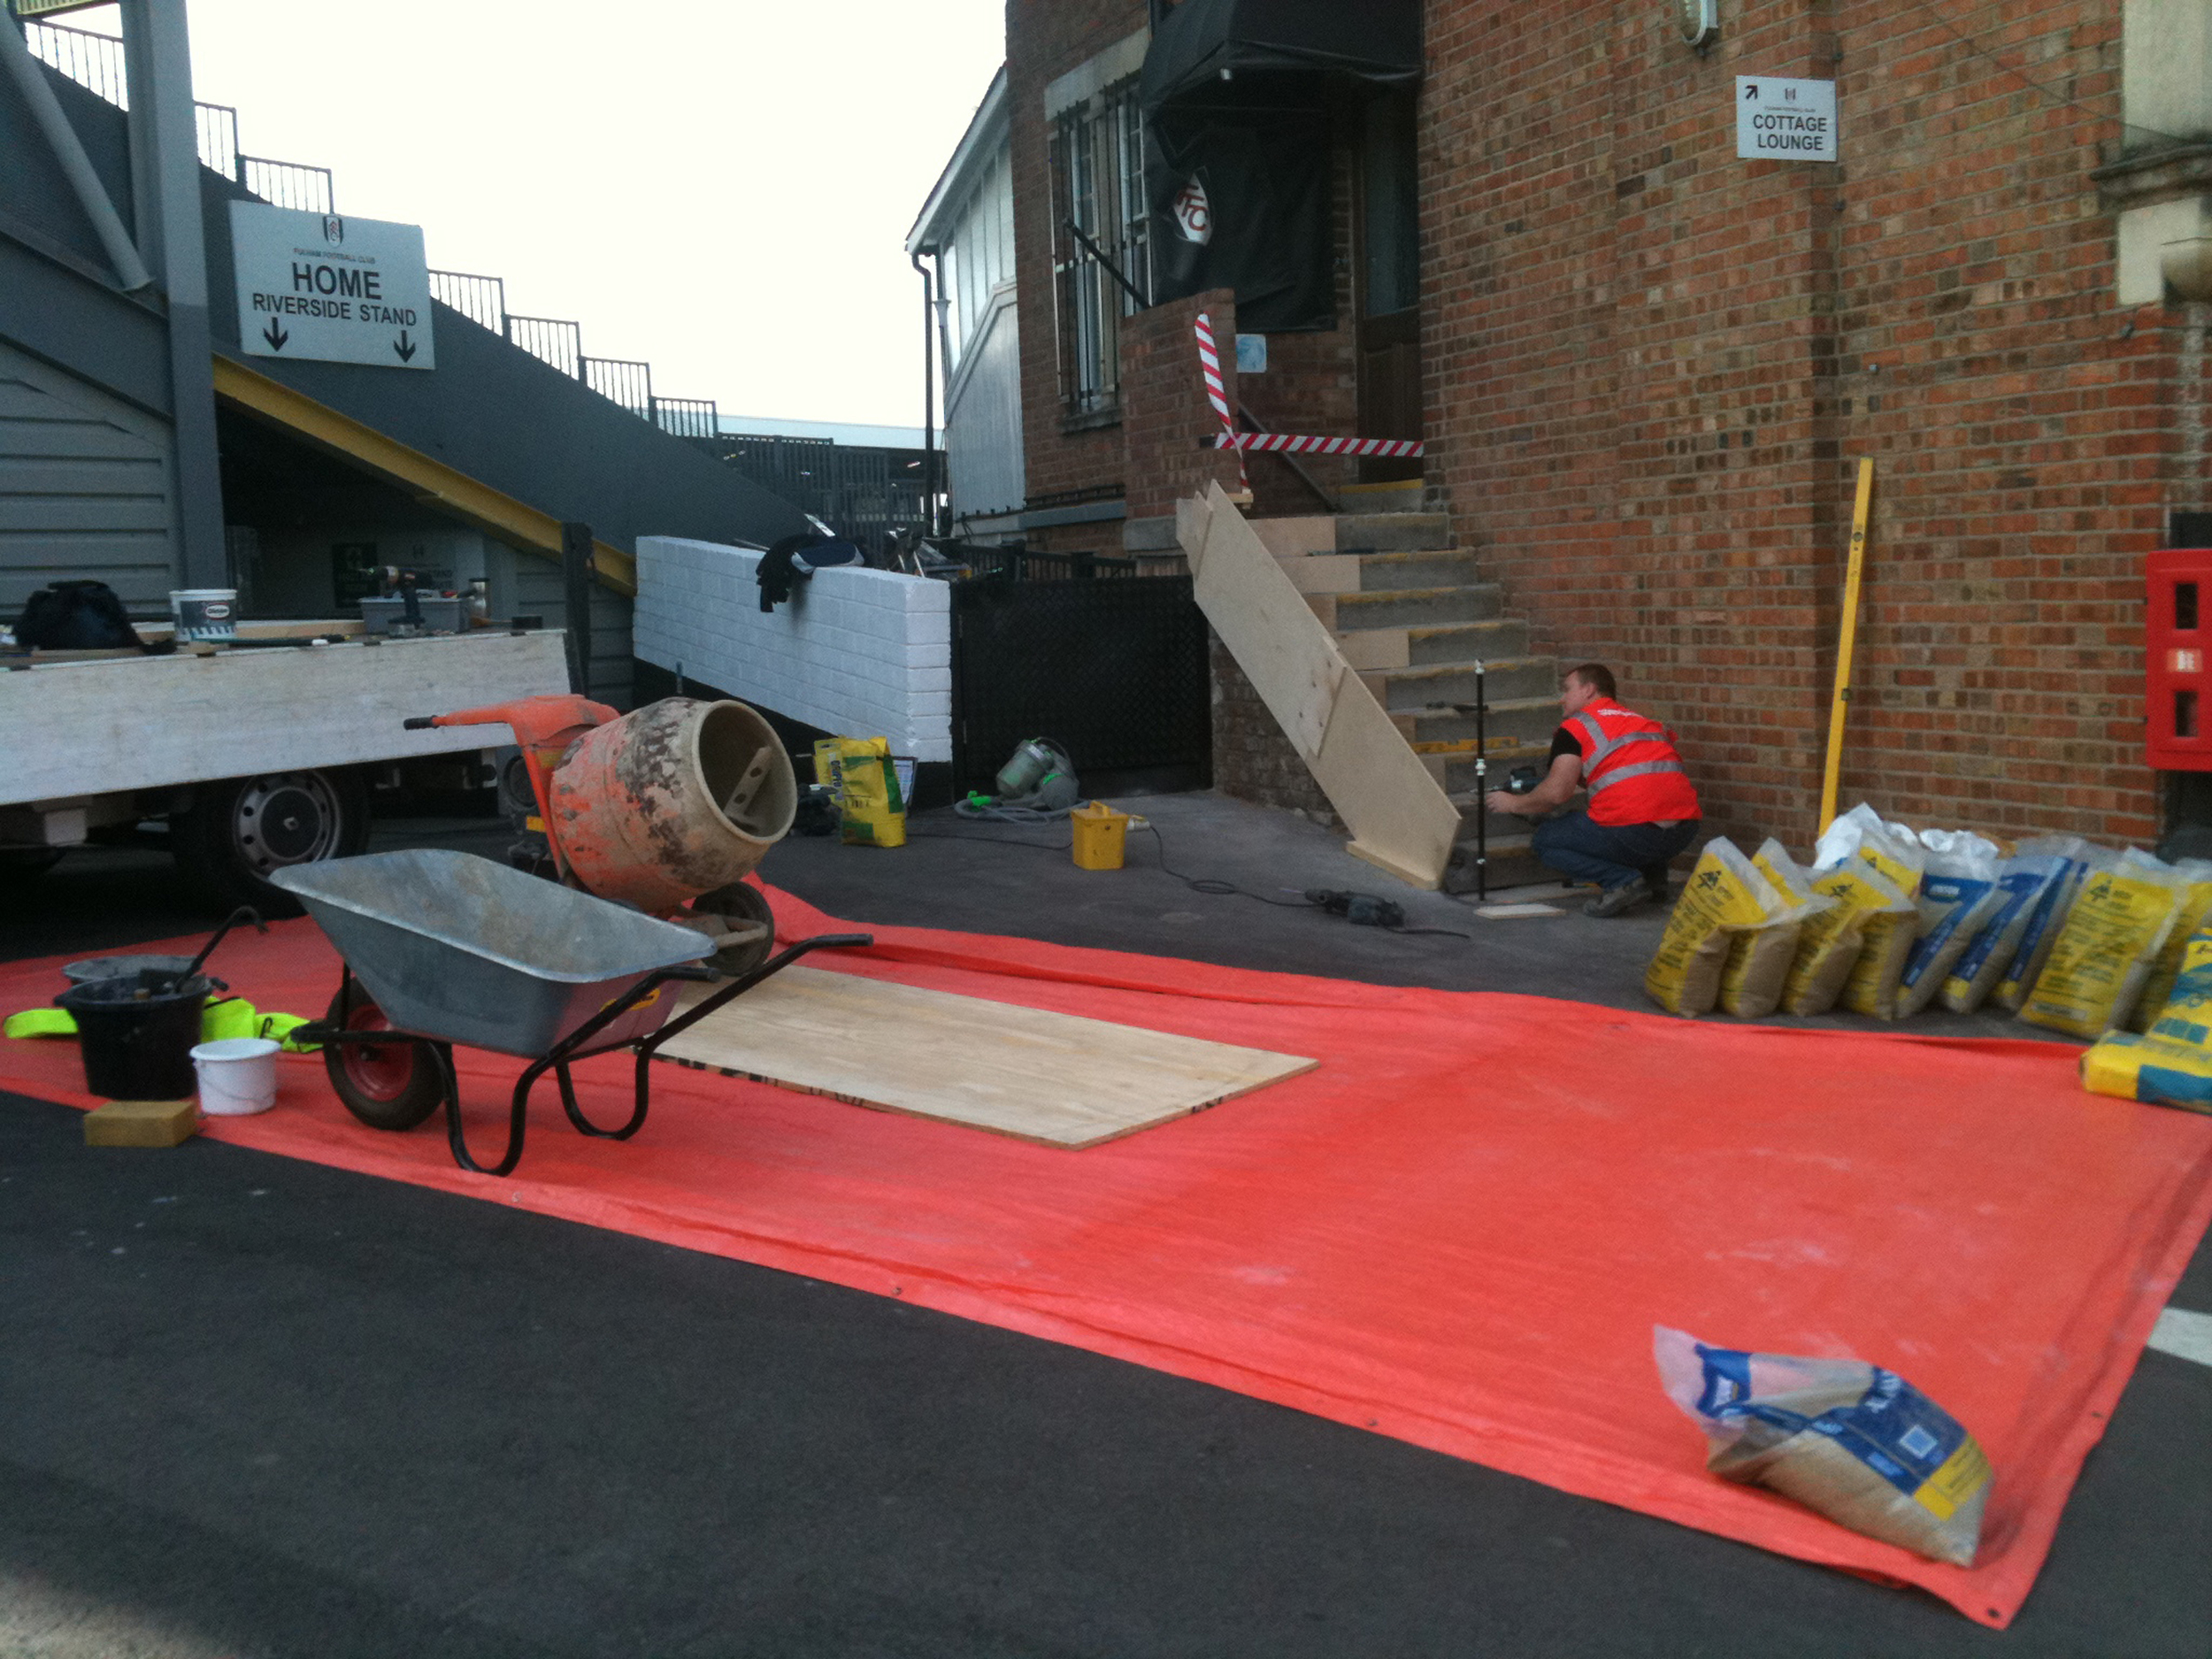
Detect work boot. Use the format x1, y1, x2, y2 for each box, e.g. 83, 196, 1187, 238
1583, 877, 1652, 918
1640, 866, 1675, 905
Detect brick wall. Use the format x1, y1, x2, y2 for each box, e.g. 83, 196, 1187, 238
632, 537, 952, 761
1424, 0, 2180, 852
1120, 288, 1248, 518
1007, 0, 1148, 548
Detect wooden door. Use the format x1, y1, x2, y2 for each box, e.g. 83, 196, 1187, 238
1355, 92, 1422, 484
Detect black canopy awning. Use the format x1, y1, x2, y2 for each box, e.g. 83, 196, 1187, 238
1138, 0, 1421, 118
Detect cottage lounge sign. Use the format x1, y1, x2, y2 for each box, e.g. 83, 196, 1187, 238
1735, 77, 1837, 163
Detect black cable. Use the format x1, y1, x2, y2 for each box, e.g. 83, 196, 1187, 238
904, 820, 1474, 940
1137, 823, 1314, 908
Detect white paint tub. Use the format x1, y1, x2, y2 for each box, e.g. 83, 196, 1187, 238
190, 1036, 280, 1115
170, 588, 239, 641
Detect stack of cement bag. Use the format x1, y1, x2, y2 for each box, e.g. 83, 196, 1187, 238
1645, 803, 2212, 1085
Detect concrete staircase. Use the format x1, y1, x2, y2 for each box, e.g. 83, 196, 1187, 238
1248, 503, 1559, 889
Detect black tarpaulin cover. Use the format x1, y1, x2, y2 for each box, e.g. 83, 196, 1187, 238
1138, 0, 1421, 114
1139, 0, 1420, 334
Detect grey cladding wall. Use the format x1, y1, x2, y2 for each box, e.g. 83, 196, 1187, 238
0, 338, 177, 618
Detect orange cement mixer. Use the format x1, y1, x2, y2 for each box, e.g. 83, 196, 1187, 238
402, 694, 796, 973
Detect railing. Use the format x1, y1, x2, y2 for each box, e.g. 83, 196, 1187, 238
241, 155, 334, 214
26, 15, 721, 442
585, 357, 652, 416
27, 20, 328, 204
427, 271, 507, 334
504, 315, 583, 379
23, 18, 124, 105
195, 101, 239, 182
651, 397, 718, 440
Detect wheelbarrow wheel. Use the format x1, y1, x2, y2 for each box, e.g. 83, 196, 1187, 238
688, 881, 776, 977
322, 988, 444, 1131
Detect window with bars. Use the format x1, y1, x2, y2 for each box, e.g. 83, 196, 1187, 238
1048, 79, 1150, 424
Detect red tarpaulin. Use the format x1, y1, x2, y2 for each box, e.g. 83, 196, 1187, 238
4, 883, 2208, 1628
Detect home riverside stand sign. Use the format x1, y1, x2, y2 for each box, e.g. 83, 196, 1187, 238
230, 203, 436, 370
1735, 77, 1838, 164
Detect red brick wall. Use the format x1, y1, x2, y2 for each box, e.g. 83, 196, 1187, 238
1424, 0, 2174, 852
1006, 0, 1148, 551
1120, 289, 1247, 518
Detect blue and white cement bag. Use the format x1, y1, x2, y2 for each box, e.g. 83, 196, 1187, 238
1655, 1326, 1992, 1567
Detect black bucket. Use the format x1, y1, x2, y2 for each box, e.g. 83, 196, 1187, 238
56, 971, 211, 1100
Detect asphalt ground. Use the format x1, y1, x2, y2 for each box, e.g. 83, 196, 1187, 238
3, 793, 2207, 1658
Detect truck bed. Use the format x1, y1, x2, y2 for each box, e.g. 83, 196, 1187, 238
1, 628, 571, 808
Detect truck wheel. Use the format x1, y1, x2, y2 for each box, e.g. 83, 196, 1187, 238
174, 768, 371, 916
322, 987, 444, 1132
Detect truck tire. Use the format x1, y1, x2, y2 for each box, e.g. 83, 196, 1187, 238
174, 768, 371, 916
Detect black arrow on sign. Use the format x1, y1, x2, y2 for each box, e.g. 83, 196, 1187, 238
393, 330, 417, 363
262, 319, 288, 351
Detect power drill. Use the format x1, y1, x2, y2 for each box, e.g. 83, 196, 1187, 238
1304, 888, 1406, 928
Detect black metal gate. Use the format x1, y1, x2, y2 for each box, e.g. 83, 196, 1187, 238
950, 575, 1212, 797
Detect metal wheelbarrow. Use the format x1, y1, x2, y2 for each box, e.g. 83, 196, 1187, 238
275, 849, 870, 1177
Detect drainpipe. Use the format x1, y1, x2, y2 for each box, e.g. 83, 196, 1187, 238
910, 251, 940, 536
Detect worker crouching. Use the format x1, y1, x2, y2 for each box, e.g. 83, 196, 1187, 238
1484, 663, 1701, 917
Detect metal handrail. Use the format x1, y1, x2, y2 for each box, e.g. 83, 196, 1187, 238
506, 315, 583, 379
26, 13, 712, 445
428, 270, 507, 334
584, 357, 652, 415
241, 154, 334, 214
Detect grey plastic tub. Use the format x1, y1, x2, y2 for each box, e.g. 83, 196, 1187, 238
272, 849, 712, 1058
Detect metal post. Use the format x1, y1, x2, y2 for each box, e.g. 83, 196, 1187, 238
560, 522, 594, 697
1474, 661, 1488, 902
910, 252, 939, 536
119, 0, 227, 589
0, 17, 152, 289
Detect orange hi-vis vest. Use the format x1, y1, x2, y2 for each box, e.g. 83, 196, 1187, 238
1566, 698, 1701, 826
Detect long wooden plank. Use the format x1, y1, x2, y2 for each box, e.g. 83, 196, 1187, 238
657, 966, 1317, 1149
1178, 482, 1462, 887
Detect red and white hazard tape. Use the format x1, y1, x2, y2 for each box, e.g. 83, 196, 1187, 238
1191, 311, 1249, 493
1209, 433, 1426, 457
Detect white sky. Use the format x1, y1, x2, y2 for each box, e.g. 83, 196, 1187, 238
72, 1, 1005, 427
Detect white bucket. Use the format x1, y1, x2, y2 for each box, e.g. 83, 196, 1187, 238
191, 1036, 280, 1115
171, 588, 239, 641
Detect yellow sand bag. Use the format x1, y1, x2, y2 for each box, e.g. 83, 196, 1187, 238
1809, 805, 1929, 1019
835, 735, 907, 848
1717, 840, 1836, 1018
2081, 1031, 2212, 1114
1778, 860, 1913, 1017
1993, 844, 2108, 1012
1939, 841, 2079, 1014
1646, 839, 1776, 1018
2128, 859, 2212, 1032
2017, 854, 2190, 1037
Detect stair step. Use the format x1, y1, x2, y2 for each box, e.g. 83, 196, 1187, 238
1402, 694, 1561, 749
1441, 831, 1555, 895
1320, 583, 1505, 630
1253, 512, 1453, 557
1335, 512, 1452, 552
1336, 477, 1425, 511
1277, 549, 1481, 595
1367, 656, 1557, 712
1332, 617, 1530, 672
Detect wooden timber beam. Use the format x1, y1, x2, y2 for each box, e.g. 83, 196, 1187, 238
210, 354, 638, 596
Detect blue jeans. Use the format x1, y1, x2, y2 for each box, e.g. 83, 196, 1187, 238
1531, 813, 1700, 892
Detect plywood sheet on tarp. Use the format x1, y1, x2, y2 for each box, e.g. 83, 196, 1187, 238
654, 966, 1316, 1148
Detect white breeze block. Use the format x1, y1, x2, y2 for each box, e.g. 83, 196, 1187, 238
633, 537, 954, 762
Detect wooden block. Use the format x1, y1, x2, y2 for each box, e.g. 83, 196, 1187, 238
657, 967, 1317, 1149
84, 1099, 202, 1148
1334, 627, 1410, 671
1275, 554, 1364, 595
1251, 516, 1337, 557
